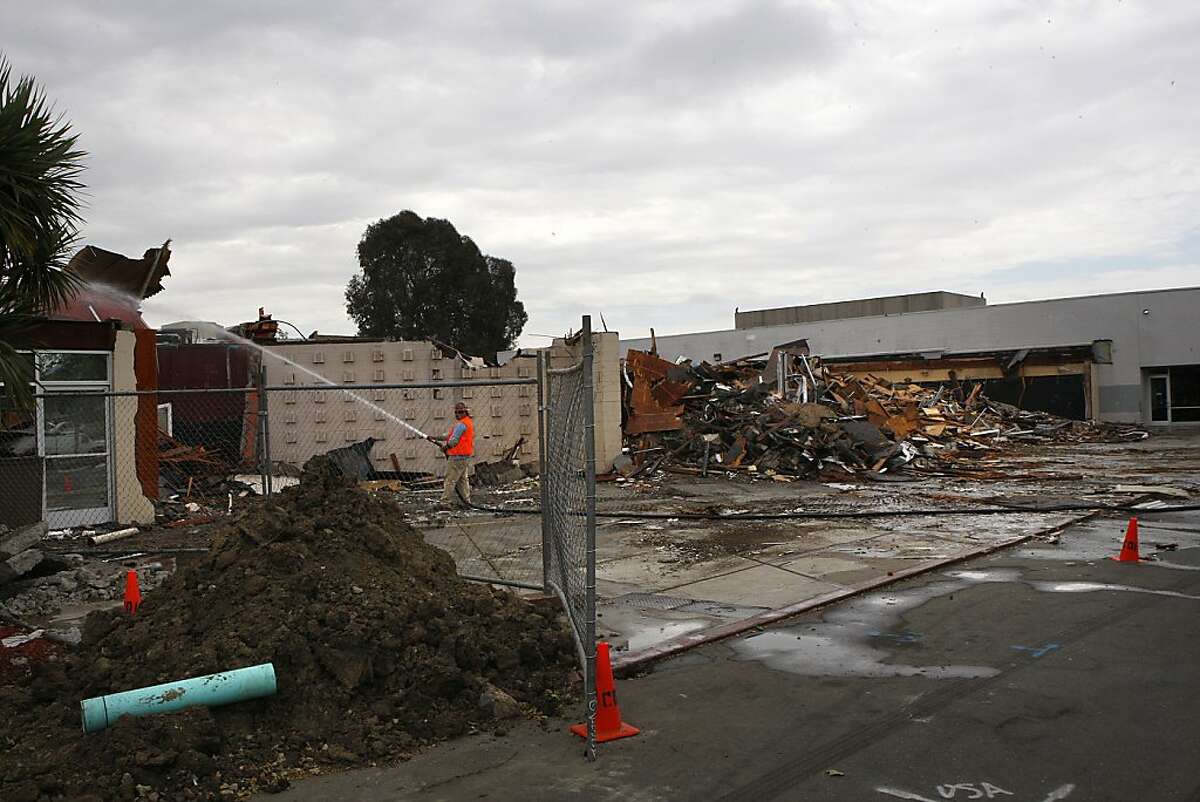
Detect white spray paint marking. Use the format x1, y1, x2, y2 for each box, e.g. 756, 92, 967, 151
878, 782, 1070, 801
878, 788, 939, 801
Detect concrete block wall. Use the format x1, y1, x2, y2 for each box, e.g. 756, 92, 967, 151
547, 331, 622, 473
264, 340, 538, 476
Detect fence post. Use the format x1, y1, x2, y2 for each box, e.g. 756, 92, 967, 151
580, 315, 598, 760
536, 350, 551, 590
258, 364, 273, 496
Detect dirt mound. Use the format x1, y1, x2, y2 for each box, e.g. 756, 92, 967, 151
0, 458, 577, 800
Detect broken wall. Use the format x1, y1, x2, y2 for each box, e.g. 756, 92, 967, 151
112, 330, 155, 525
548, 331, 622, 473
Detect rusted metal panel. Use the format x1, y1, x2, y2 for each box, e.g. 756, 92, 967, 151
624, 349, 693, 435
66, 243, 172, 299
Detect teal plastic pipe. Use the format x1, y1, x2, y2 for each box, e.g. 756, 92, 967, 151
80, 662, 276, 733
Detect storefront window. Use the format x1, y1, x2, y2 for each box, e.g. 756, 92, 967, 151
41, 394, 108, 455
44, 454, 109, 513
1169, 366, 1200, 422
37, 352, 108, 382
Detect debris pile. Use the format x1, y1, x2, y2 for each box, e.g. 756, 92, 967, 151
0, 555, 171, 626
621, 350, 1149, 481
0, 457, 577, 800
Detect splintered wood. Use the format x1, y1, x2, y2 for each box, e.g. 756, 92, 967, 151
620, 351, 1149, 481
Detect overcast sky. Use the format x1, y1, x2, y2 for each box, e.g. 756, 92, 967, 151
6, 1, 1198, 346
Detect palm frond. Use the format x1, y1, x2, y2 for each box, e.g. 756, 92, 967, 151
0, 53, 87, 409
0, 54, 87, 314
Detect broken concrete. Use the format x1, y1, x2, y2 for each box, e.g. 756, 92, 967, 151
0, 522, 47, 560
0, 558, 171, 623
0, 549, 43, 585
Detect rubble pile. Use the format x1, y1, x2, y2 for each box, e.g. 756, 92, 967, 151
621, 351, 1149, 481
0, 457, 577, 801
0, 556, 171, 625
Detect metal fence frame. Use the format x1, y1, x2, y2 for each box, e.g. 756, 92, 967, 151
539, 315, 599, 758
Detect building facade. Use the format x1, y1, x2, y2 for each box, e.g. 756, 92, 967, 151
1, 322, 157, 529
622, 287, 1200, 425
262, 338, 538, 476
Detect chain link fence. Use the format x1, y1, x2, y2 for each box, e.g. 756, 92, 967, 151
1, 381, 550, 592
540, 317, 599, 758
3, 325, 601, 756
1, 387, 261, 532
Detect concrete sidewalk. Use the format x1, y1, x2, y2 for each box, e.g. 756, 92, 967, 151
421, 435, 1200, 665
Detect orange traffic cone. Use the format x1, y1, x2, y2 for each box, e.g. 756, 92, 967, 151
1112, 517, 1141, 563
123, 570, 141, 615
571, 642, 640, 743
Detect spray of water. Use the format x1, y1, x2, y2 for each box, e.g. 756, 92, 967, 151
191, 322, 432, 440
92, 281, 433, 440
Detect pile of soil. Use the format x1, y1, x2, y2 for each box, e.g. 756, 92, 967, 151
0, 458, 577, 801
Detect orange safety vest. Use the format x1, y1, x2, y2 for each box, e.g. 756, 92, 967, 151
447, 415, 474, 457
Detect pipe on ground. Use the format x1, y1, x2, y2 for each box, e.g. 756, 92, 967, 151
80, 662, 277, 733
89, 527, 139, 546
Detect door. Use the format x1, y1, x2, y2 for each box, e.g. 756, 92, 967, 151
1149, 374, 1170, 422
40, 390, 112, 527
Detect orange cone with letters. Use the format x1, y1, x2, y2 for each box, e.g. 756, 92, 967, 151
1112, 517, 1141, 563
571, 641, 640, 743
123, 570, 141, 615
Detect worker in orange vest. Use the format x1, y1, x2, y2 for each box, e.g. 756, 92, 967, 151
427, 402, 474, 507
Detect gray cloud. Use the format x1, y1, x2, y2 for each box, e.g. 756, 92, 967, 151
3, 0, 1197, 344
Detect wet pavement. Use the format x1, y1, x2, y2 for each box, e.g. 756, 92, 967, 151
421, 435, 1200, 666
261, 503, 1200, 802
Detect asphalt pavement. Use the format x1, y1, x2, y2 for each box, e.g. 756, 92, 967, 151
260, 508, 1200, 802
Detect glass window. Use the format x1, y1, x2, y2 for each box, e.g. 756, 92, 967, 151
1170, 366, 1200, 422
45, 454, 108, 512
37, 352, 108, 382
42, 394, 108, 455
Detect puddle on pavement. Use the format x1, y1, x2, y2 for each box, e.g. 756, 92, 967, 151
944, 568, 1200, 601
1027, 580, 1200, 600
732, 575, 1003, 679
624, 620, 712, 651
735, 629, 1001, 679
597, 603, 725, 653
735, 565, 1200, 679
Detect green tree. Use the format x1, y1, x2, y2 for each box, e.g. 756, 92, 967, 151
0, 57, 86, 406
345, 211, 528, 356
